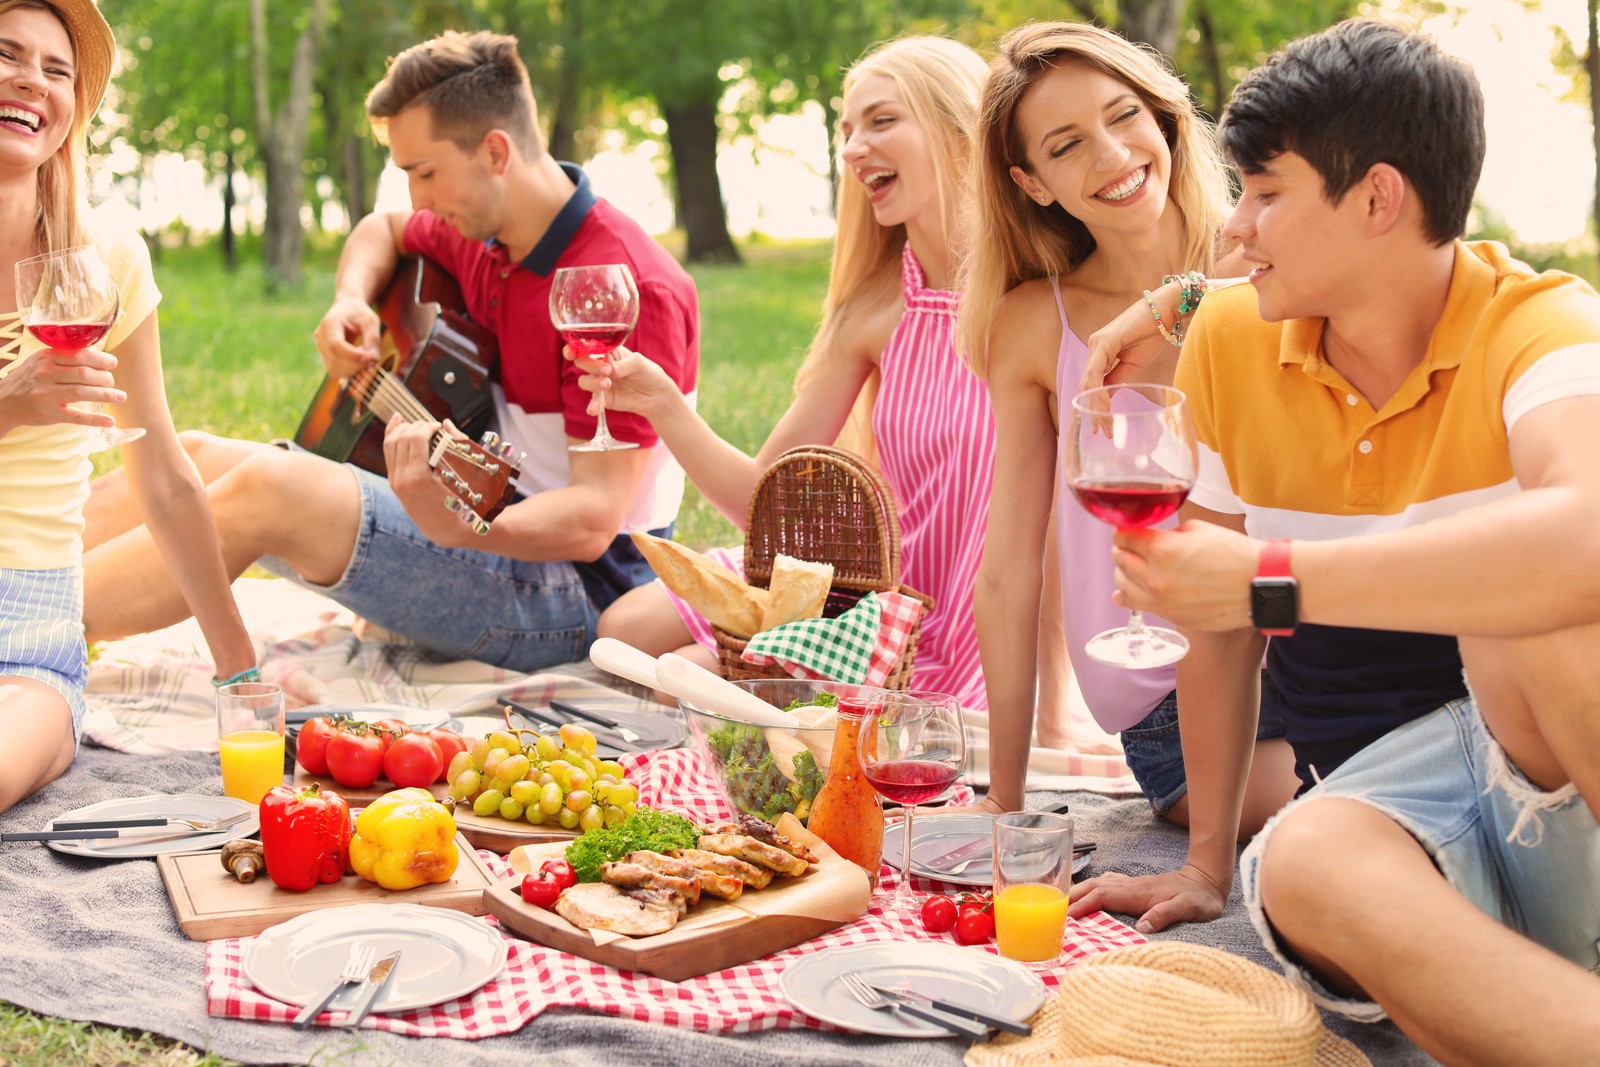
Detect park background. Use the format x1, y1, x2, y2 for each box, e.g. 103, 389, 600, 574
4, 1, 1598, 1060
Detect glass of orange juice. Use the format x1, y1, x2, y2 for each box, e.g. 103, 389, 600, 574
992, 811, 1074, 967
216, 682, 285, 806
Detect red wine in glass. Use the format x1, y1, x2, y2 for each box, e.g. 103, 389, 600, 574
549, 264, 640, 452
1071, 479, 1191, 529
558, 321, 634, 358
28, 322, 112, 350
1066, 384, 1198, 669
862, 758, 961, 806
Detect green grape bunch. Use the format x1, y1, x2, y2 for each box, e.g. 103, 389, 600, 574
444, 721, 639, 834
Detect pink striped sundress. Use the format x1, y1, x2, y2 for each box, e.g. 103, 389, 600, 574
659, 245, 993, 709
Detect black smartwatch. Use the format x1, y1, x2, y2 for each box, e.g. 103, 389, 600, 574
1251, 539, 1298, 637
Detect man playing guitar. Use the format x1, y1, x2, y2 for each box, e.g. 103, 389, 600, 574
80, 29, 700, 673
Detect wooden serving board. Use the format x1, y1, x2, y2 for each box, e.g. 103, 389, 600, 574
291, 768, 577, 854
483, 834, 871, 982
158, 831, 497, 941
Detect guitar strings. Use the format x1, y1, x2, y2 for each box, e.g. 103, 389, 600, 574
352, 367, 487, 464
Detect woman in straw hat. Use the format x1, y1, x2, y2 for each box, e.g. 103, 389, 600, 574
568, 36, 1067, 715
955, 20, 1297, 920
0, 0, 252, 813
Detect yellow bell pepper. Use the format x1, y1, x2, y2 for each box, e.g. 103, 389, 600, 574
349, 787, 460, 890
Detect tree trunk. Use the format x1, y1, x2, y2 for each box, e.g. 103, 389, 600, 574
342, 132, 369, 226
1588, 0, 1600, 265
222, 143, 237, 271
1115, 0, 1188, 58
547, 0, 583, 162
250, 0, 330, 289
818, 95, 839, 216
1193, 1, 1226, 122
662, 97, 741, 264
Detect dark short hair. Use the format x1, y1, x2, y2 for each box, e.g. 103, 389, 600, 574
1220, 19, 1483, 245
366, 30, 541, 157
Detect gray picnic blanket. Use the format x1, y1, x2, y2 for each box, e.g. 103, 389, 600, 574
0, 746, 1436, 1067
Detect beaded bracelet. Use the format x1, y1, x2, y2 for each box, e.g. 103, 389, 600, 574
1162, 271, 1211, 316
1143, 290, 1185, 348
212, 666, 262, 689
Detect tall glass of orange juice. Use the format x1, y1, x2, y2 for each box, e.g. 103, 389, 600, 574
992, 811, 1074, 966
217, 682, 285, 805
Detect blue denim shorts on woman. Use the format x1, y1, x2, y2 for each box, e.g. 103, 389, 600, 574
1120, 686, 1288, 815
260, 464, 597, 672
1240, 694, 1600, 1021
0, 566, 88, 740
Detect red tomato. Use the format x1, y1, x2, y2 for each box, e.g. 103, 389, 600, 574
371, 718, 411, 754
954, 908, 995, 945
426, 729, 469, 781
521, 870, 561, 909
296, 717, 336, 776
383, 733, 445, 788
539, 858, 577, 891
920, 895, 957, 934
324, 729, 385, 788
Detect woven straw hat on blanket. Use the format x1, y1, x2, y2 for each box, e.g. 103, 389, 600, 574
964, 943, 1370, 1067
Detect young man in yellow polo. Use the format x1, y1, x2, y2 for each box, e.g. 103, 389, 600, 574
1097, 19, 1600, 1066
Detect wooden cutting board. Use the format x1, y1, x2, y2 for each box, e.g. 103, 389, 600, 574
159, 831, 497, 941
290, 768, 577, 854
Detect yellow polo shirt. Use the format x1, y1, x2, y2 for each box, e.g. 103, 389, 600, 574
0, 209, 161, 570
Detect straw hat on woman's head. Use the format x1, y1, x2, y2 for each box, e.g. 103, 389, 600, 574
965, 943, 1371, 1067
15, 0, 116, 117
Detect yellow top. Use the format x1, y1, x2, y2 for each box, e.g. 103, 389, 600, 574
0, 208, 161, 569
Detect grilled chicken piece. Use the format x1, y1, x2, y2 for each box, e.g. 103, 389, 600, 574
600, 860, 702, 905
696, 833, 809, 878
669, 847, 774, 889
732, 813, 819, 864
627, 849, 743, 901
553, 882, 679, 936
624, 886, 689, 917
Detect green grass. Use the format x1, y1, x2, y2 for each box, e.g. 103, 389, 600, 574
3, 235, 827, 1063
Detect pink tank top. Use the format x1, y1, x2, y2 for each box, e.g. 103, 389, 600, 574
871, 245, 993, 709
1050, 277, 1176, 731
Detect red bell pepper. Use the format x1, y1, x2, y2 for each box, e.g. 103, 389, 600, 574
259, 782, 352, 892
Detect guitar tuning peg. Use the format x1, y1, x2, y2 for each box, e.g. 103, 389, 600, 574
457, 508, 475, 525
485, 462, 500, 476
444, 496, 462, 513
517, 451, 527, 466
470, 491, 483, 506
498, 442, 514, 458
470, 518, 490, 536
481, 430, 500, 449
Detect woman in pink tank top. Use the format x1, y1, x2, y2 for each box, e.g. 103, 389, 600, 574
957, 23, 1295, 931
566, 37, 1045, 712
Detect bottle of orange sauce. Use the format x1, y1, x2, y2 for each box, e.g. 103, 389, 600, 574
805, 697, 885, 888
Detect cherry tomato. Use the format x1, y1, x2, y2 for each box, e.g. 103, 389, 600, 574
383, 732, 445, 788
539, 858, 578, 891
954, 908, 995, 945
521, 870, 561, 909
296, 717, 336, 776
426, 729, 469, 781
324, 729, 385, 788
920, 895, 957, 934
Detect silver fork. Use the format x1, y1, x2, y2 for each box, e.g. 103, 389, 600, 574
837, 973, 988, 1041
292, 944, 376, 1029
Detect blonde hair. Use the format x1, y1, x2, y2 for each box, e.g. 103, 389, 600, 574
794, 36, 988, 462
959, 21, 1232, 375
10, 1, 94, 253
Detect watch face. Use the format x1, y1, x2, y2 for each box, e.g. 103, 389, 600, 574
1252, 579, 1299, 632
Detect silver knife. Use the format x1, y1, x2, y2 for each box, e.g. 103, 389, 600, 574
2, 811, 254, 845
342, 950, 401, 1028
870, 983, 1032, 1036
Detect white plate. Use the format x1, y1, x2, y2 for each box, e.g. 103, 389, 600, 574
882, 813, 1091, 887
780, 942, 1045, 1038
285, 704, 458, 740
47, 794, 258, 860
244, 902, 507, 1014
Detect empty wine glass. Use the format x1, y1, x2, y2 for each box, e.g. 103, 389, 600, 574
15, 245, 141, 451
1064, 383, 1197, 668
857, 691, 966, 914
550, 263, 640, 452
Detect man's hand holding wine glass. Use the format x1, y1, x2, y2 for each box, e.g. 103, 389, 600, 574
0, 346, 123, 438
1110, 519, 1264, 634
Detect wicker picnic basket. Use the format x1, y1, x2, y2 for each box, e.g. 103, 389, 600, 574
711, 445, 934, 689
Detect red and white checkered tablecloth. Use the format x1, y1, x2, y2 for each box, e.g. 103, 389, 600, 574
206, 749, 1145, 1038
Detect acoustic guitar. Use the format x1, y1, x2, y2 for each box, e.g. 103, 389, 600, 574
292, 255, 522, 534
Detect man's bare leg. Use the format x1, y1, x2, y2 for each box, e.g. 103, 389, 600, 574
83, 447, 363, 641
84, 432, 283, 548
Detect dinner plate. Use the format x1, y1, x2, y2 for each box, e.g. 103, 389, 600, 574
244, 902, 507, 1013
285, 703, 459, 739
503, 701, 688, 753
46, 794, 258, 860
780, 942, 1045, 1038
881, 813, 1091, 887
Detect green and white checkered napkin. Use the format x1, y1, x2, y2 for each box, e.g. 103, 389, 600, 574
741, 590, 924, 685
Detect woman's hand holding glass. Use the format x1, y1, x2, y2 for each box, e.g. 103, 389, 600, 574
563, 342, 679, 424
0, 346, 123, 438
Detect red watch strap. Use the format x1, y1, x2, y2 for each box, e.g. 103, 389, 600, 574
1258, 539, 1293, 579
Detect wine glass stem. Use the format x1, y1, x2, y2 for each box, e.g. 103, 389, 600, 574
897, 808, 915, 899
593, 390, 613, 441
1125, 609, 1151, 635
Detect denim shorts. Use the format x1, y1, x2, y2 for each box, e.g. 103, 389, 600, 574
1120, 686, 1288, 815
260, 464, 596, 672
0, 566, 88, 742
1240, 694, 1600, 1021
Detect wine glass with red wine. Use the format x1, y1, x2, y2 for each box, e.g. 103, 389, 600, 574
550, 263, 640, 452
15, 245, 142, 451
858, 691, 966, 914
1065, 383, 1198, 669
